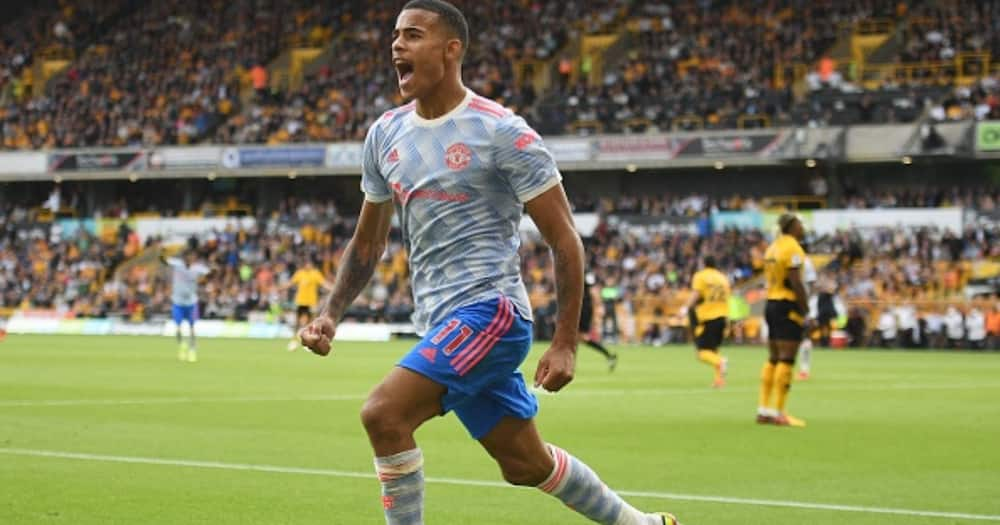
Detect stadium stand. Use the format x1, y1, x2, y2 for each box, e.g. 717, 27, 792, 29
835, 185, 1000, 210
215, 0, 629, 144
3, 0, 337, 148
3, 0, 1000, 147
4, 184, 996, 348
1, 0, 998, 350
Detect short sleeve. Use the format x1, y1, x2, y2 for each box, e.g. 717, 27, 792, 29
361, 124, 392, 203
691, 273, 705, 295
785, 242, 804, 269
166, 257, 183, 269
494, 115, 562, 203
193, 264, 211, 276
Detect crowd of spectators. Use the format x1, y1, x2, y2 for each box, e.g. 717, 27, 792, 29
0, 206, 137, 316
216, 0, 629, 144
0, 1, 128, 106
572, 192, 779, 216
2, 0, 998, 148
538, 0, 913, 134
2, 0, 335, 149
836, 185, 1000, 211
3, 192, 998, 348
863, 302, 1000, 350
0, 198, 416, 324
928, 77, 1000, 122
898, 0, 1000, 64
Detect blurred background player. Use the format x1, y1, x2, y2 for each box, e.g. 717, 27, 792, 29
758, 214, 808, 427
581, 273, 618, 371
281, 258, 332, 351
160, 250, 212, 362
686, 255, 730, 388
797, 250, 818, 380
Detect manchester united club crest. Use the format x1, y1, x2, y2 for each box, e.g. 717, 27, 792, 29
445, 143, 471, 170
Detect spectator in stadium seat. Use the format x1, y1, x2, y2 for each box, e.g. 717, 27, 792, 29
251, 62, 269, 103
944, 306, 965, 349
896, 303, 919, 349
845, 306, 867, 348
987, 300, 1000, 350
965, 306, 987, 350
923, 308, 946, 349
874, 308, 897, 348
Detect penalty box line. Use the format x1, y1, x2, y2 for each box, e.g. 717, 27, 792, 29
1, 447, 998, 522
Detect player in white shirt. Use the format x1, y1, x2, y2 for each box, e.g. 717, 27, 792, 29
297, 2, 678, 524
877, 309, 897, 348
161, 250, 211, 362
923, 310, 945, 349
945, 306, 965, 348
965, 307, 987, 350
896, 303, 919, 348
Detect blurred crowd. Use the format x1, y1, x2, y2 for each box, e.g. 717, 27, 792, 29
1, 0, 999, 148
2, 0, 332, 149
0, 208, 137, 316
538, 0, 883, 133
6, 191, 997, 349
898, 0, 1000, 63
216, 0, 628, 144
836, 185, 1000, 211
0, 1, 128, 107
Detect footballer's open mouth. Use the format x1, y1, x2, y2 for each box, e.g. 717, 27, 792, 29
394, 59, 415, 86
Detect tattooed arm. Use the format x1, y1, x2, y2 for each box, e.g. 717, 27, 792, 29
525, 183, 584, 391
300, 200, 394, 355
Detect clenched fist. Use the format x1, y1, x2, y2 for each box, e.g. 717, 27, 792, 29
298, 315, 337, 356
533, 343, 576, 392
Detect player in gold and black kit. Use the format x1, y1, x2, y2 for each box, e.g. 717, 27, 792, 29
757, 214, 809, 427
687, 256, 730, 387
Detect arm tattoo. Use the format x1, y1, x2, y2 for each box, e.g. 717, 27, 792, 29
322, 238, 380, 322
550, 237, 584, 347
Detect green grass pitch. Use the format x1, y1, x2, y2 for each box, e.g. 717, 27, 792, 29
2, 334, 999, 524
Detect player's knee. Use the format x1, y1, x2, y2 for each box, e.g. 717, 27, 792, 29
359, 398, 407, 440
497, 456, 550, 487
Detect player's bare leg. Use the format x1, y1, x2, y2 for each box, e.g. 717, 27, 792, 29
176, 324, 187, 361
187, 321, 198, 362
480, 416, 678, 524
361, 367, 445, 524
581, 334, 618, 371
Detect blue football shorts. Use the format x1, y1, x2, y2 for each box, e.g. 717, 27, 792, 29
398, 295, 537, 439
172, 303, 198, 325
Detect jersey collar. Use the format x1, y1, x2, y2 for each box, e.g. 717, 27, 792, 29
409, 89, 474, 128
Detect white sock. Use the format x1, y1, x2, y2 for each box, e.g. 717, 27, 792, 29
374, 448, 424, 525
799, 338, 812, 373
538, 444, 663, 525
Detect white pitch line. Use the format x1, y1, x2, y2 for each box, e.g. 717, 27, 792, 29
2, 447, 997, 522
1, 383, 997, 407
